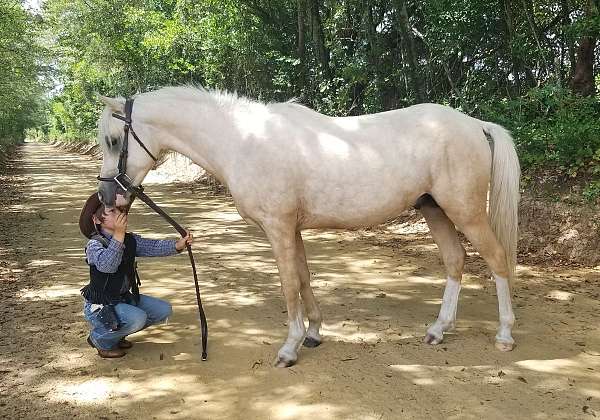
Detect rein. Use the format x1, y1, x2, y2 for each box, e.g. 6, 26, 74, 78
98, 98, 208, 361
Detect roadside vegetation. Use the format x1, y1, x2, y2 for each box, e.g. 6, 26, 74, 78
2, 0, 599, 201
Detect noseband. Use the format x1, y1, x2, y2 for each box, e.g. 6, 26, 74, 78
97, 98, 208, 360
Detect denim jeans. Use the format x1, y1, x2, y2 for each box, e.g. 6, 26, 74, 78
84, 294, 172, 350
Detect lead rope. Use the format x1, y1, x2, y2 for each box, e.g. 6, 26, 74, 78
131, 187, 208, 360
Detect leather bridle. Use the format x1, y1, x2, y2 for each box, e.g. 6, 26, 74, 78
97, 98, 208, 360
97, 98, 158, 192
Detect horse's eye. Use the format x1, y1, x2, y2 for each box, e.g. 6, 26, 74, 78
104, 135, 118, 148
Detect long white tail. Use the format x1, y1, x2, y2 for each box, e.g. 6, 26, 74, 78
483, 123, 520, 288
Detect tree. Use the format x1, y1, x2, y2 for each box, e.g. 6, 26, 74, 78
0, 0, 45, 145
569, 0, 599, 95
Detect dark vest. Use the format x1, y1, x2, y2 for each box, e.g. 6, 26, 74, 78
81, 233, 140, 304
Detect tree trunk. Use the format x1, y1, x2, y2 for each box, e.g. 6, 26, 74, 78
307, 0, 330, 76
364, 2, 378, 68
569, 0, 598, 96
570, 37, 596, 95
558, 0, 572, 86
297, 0, 306, 65
296, 0, 307, 93
395, 0, 424, 103
503, 0, 521, 95
521, 0, 549, 78
344, 2, 364, 115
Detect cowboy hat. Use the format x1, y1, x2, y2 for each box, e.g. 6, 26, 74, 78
79, 192, 103, 238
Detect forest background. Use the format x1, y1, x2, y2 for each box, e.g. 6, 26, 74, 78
1, 0, 599, 200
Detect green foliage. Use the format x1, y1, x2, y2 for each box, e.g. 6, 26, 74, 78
28, 0, 600, 197
0, 1, 46, 146
583, 180, 600, 203
480, 85, 600, 177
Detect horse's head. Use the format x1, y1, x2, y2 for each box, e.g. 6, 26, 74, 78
96, 95, 159, 207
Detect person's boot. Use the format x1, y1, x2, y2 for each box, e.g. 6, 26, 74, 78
87, 336, 126, 358
118, 338, 133, 349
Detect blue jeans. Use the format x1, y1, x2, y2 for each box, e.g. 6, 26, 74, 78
84, 294, 172, 350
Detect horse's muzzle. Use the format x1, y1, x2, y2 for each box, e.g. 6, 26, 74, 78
98, 180, 132, 206
98, 180, 117, 206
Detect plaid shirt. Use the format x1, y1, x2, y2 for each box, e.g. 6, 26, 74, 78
86, 231, 179, 274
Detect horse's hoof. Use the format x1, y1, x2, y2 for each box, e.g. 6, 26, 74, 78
424, 333, 443, 345
274, 356, 296, 368
495, 341, 515, 352
303, 336, 321, 348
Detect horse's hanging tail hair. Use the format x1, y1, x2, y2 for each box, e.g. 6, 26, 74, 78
483, 123, 521, 291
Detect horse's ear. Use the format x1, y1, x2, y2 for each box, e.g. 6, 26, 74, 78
97, 95, 125, 113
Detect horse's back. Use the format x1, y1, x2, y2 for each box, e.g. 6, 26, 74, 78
232, 102, 494, 229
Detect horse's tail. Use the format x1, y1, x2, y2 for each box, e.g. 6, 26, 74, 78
482, 122, 520, 289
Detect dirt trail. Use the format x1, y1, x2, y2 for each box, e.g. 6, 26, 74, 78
1, 142, 599, 419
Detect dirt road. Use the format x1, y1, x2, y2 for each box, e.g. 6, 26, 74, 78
1, 142, 599, 419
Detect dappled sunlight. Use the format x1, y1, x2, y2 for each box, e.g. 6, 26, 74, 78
256, 400, 342, 419
462, 283, 484, 290
3, 143, 599, 419
383, 220, 430, 235
324, 320, 382, 344
389, 364, 438, 386
51, 378, 114, 403
544, 290, 575, 301
317, 133, 351, 158
581, 388, 600, 399
405, 276, 445, 285
232, 102, 271, 139
26, 259, 60, 268
19, 284, 81, 300
516, 353, 600, 379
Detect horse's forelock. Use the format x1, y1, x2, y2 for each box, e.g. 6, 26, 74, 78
98, 107, 123, 153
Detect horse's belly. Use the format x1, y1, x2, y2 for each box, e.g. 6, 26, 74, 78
299, 190, 418, 229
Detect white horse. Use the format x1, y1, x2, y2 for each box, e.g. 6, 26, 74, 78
96, 86, 520, 367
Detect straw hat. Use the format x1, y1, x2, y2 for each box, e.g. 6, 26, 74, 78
79, 192, 103, 238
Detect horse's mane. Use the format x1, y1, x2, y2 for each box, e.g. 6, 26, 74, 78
98, 86, 317, 153
146, 85, 257, 109
144, 85, 311, 115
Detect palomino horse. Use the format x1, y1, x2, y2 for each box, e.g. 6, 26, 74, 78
96, 87, 520, 367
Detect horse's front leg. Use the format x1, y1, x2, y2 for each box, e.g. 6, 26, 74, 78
296, 231, 322, 347
264, 222, 306, 367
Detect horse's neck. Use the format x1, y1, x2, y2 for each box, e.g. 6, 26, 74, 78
157, 98, 235, 185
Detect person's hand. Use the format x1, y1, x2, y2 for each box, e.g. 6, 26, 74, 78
113, 212, 128, 239
176, 230, 194, 252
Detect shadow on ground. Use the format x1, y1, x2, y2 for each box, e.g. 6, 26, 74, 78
0, 142, 599, 419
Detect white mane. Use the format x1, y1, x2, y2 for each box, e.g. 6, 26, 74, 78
143, 85, 311, 117
145, 86, 263, 111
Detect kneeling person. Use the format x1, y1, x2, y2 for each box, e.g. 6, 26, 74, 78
78, 193, 193, 358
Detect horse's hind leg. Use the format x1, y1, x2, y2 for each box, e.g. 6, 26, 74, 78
263, 221, 306, 367
446, 209, 516, 351
296, 231, 322, 347
417, 196, 466, 345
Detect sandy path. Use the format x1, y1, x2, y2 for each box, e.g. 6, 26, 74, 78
0, 142, 599, 419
